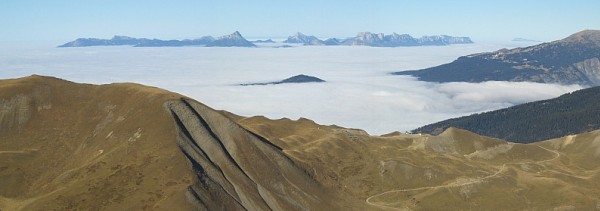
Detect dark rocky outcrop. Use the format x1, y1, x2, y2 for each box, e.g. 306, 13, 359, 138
239, 74, 325, 86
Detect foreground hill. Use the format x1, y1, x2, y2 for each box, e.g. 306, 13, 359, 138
412, 86, 600, 143
1, 76, 600, 210
395, 30, 600, 86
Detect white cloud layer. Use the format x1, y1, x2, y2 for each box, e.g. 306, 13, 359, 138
0, 43, 582, 134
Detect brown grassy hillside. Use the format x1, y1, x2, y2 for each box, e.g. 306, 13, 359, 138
0, 75, 195, 210
1, 75, 599, 210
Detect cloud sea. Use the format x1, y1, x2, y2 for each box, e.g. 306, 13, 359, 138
0, 42, 582, 134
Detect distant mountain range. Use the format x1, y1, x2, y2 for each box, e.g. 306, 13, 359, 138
512, 38, 541, 42
239, 74, 325, 86
412, 85, 600, 143
59, 31, 472, 48
59, 31, 256, 47
283, 32, 473, 47
283, 33, 326, 45
394, 30, 600, 86
252, 39, 275, 43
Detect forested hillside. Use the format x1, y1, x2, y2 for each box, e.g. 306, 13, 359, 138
413, 86, 600, 143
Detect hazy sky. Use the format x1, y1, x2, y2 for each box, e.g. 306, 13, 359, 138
2, 0, 599, 43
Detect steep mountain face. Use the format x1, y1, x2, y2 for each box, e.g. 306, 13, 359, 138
412, 85, 600, 143
165, 99, 348, 210
2, 75, 600, 210
395, 30, 600, 86
206, 31, 256, 47
283, 32, 324, 45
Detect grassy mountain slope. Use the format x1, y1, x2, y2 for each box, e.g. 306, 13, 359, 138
0, 75, 195, 210
1, 75, 599, 210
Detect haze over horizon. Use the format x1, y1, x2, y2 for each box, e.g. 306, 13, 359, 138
2, 0, 599, 44
0, 1, 598, 134
3, 2, 600, 210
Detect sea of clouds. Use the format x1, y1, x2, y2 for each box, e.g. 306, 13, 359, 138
0, 43, 582, 134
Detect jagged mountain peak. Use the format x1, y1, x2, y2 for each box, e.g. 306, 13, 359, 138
217, 31, 244, 40
207, 31, 256, 47
294, 32, 306, 37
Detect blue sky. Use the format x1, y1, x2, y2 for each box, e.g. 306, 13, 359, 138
1, 0, 599, 43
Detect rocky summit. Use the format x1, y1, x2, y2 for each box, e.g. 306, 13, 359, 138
206, 31, 256, 47
1, 75, 600, 210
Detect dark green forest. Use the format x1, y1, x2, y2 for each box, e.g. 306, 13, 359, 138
413, 86, 600, 143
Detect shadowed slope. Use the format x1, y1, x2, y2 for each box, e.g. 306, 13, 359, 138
412, 86, 600, 143
395, 30, 600, 86
165, 98, 354, 210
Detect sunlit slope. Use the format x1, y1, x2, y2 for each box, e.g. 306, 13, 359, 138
0, 75, 197, 210
239, 118, 600, 210
0, 75, 360, 210
1, 75, 599, 210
